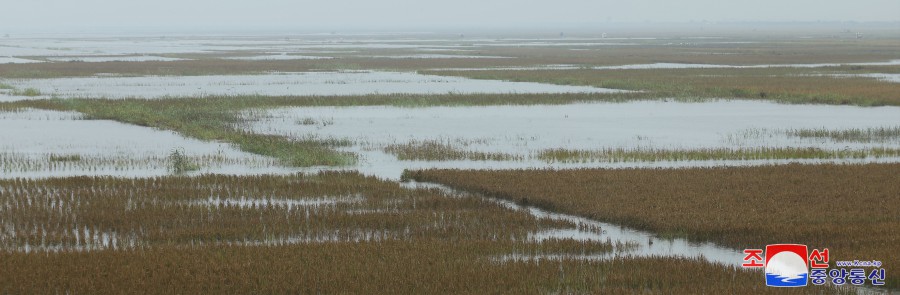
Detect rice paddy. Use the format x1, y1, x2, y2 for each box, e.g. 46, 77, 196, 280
2, 247, 812, 294
2, 32, 899, 293
1, 172, 802, 294
0, 172, 582, 251
405, 164, 900, 287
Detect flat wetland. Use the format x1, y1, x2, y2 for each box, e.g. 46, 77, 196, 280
1, 31, 898, 293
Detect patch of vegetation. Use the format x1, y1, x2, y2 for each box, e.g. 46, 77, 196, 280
1, 152, 270, 175
297, 117, 318, 125
536, 146, 900, 163
786, 126, 900, 143
48, 154, 81, 162
296, 117, 334, 126
424, 66, 900, 106
12, 88, 41, 97
167, 148, 199, 174
385, 140, 522, 161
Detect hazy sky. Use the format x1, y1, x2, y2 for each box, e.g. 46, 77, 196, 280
3, 0, 899, 32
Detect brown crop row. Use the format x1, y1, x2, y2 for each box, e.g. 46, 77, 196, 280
0, 242, 825, 294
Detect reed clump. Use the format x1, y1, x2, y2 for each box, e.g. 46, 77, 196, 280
385, 140, 523, 161
786, 126, 900, 143
48, 154, 82, 162
11, 87, 42, 97
167, 148, 199, 174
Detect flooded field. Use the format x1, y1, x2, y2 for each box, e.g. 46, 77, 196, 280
44, 56, 187, 62
1, 32, 898, 293
0, 36, 630, 58
407, 165, 900, 289
1, 71, 625, 99
242, 100, 900, 179
221, 54, 333, 61
0, 108, 285, 178
835, 73, 900, 83
438, 59, 900, 71
365, 54, 514, 59
0, 57, 42, 64
403, 180, 743, 266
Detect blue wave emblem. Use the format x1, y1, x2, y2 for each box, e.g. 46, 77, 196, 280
766, 272, 808, 287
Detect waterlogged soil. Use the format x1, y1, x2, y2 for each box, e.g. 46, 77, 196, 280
0, 109, 289, 178
0, 35, 634, 60
362, 54, 514, 59
0, 57, 43, 64
3, 71, 625, 99
436, 59, 900, 71
833, 73, 900, 84
221, 54, 333, 61
44, 56, 187, 62
402, 181, 744, 267
587, 60, 900, 69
